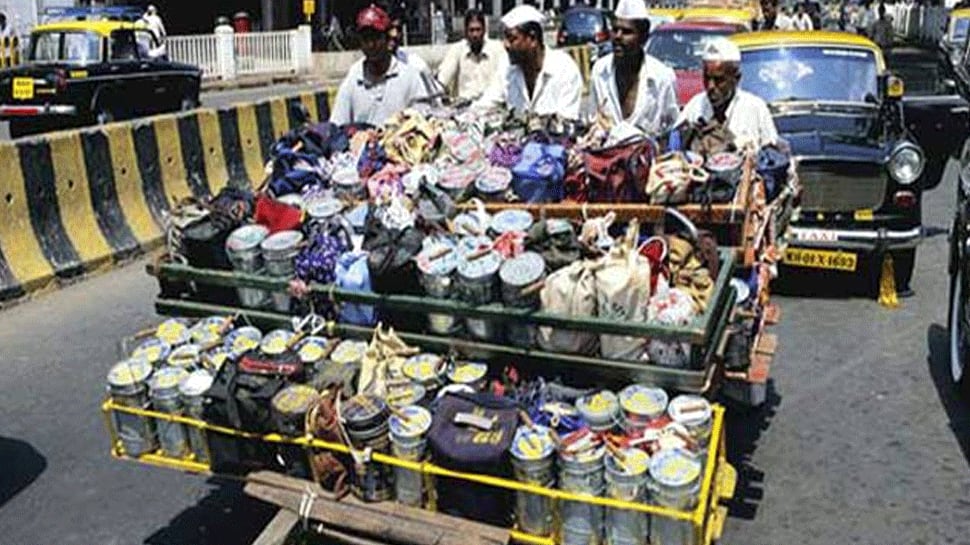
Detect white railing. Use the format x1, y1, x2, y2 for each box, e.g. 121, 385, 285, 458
168, 34, 219, 79
168, 26, 312, 82
889, 3, 947, 45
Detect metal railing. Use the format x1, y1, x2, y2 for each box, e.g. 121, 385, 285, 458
235, 30, 293, 77
889, 3, 947, 45
167, 34, 219, 78
168, 26, 312, 81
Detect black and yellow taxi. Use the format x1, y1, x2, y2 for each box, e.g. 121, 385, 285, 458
732, 31, 964, 294
0, 19, 201, 138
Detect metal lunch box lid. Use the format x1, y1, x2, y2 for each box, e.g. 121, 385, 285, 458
389, 405, 433, 439
576, 390, 620, 422
456, 235, 493, 258
447, 361, 488, 385
706, 152, 743, 173
511, 424, 556, 461
342, 394, 388, 429
607, 447, 651, 477
385, 382, 427, 408
667, 395, 712, 427
226, 224, 270, 253
546, 218, 573, 236
296, 336, 331, 364
452, 213, 489, 237
332, 167, 360, 187
649, 448, 701, 488
167, 344, 201, 369
156, 318, 190, 346
499, 252, 545, 288
475, 166, 512, 193
261, 230, 304, 253
417, 239, 460, 276
730, 278, 751, 304
330, 340, 368, 365
619, 385, 669, 420
261, 329, 295, 355
438, 164, 476, 190
204, 347, 230, 371
457, 250, 502, 281
272, 384, 320, 416
306, 197, 344, 220
178, 369, 214, 398
226, 326, 263, 355
560, 443, 606, 465
108, 359, 153, 388
190, 316, 228, 344
131, 337, 171, 365
150, 366, 190, 396
490, 209, 534, 235
278, 194, 305, 211
403, 353, 445, 384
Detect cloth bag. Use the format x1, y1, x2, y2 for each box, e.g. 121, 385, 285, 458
584, 136, 656, 203
594, 220, 652, 360
647, 152, 710, 205
335, 250, 376, 326
511, 141, 566, 203
537, 259, 599, 355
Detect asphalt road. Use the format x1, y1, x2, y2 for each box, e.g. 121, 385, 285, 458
0, 80, 325, 141
1, 166, 969, 544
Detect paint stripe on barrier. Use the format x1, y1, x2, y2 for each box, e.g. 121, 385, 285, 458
235, 103, 266, 187
269, 97, 289, 139
217, 107, 248, 188
131, 119, 172, 226
300, 92, 319, 123
19, 138, 84, 278
153, 116, 193, 207
176, 114, 212, 198
196, 109, 229, 194
0, 144, 50, 297
103, 124, 162, 247
315, 90, 331, 122
254, 101, 275, 165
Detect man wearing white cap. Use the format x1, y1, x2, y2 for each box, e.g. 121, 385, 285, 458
474, 5, 583, 119
676, 37, 778, 150
588, 0, 678, 136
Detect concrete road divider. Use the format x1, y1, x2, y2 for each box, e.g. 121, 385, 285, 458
0, 88, 333, 305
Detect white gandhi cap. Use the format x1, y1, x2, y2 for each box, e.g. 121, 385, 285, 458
614, 0, 650, 20
501, 5, 547, 28
702, 37, 742, 63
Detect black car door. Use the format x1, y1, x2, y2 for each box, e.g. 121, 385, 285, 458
106, 29, 152, 117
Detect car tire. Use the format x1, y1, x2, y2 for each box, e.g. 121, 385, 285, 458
180, 95, 199, 112
8, 120, 33, 139
949, 264, 970, 397
891, 248, 916, 296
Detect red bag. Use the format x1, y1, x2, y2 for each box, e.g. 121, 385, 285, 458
254, 193, 303, 233
584, 137, 657, 203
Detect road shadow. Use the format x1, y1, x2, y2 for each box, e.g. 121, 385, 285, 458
144, 476, 278, 545
719, 380, 781, 521
772, 265, 876, 299
926, 324, 970, 467
0, 437, 47, 508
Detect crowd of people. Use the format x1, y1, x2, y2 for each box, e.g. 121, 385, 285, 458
332, 0, 781, 150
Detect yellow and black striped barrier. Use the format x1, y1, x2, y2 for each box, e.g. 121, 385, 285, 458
564, 45, 594, 87
1, 36, 20, 68
0, 89, 334, 303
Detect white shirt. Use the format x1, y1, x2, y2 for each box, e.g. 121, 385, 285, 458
142, 13, 167, 42
676, 89, 779, 150
437, 38, 509, 101
793, 13, 814, 30
331, 56, 429, 126
475, 48, 583, 120
396, 48, 431, 77
588, 52, 679, 137
774, 13, 796, 30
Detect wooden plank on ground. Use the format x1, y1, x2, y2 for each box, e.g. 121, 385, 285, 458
252, 508, 300, 545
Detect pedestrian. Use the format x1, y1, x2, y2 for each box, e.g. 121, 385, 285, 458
474, 4, 583, 119
330, 4, 430, 126
141, 5, 167, 44
436, 9, 510, 102
432, 2, 447, 44
675, 38, 779, 151
756, 0, 795, 30
0, 12, 11, 39
388, 10, 432, 77
588, 0, 679, 136
793, 3, 815, 30
870, 3, 894, 50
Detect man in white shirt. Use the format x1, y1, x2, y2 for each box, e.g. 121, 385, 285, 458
141, 5, 167, 44
437, 9, 510, 102
676, 38, 779, 150
793, 3, 815, 30
474, 5, 583, 119
588, 0, 679, 136
756, 0, 795, 30
330, 5, 429, 126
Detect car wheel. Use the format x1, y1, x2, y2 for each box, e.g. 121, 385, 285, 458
8, 119, 32, 139
949, 264, 970, 396
180, 96, 199, 112
891, 248, 916, 297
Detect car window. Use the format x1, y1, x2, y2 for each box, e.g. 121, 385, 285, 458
646, 29, 734, 71
30, 32, 61, 62
134, 30, 156, 58
954, 18, 970, 43
741, 46, 879, 103
63, 32, 101, 63
110, 30, 140, 60
564, 11, 606, 36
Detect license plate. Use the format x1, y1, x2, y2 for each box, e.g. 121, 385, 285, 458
784, 248, 857, 272
793, 228, 839, 243
12, 77, 34, 100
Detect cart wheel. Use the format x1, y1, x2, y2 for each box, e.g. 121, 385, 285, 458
949, 265, 970, 397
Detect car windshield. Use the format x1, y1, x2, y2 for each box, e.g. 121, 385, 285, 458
741, 46, 879, 104
646, 29, 734, 70
564, 11, 605, 36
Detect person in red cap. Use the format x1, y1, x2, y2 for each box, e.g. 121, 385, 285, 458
330, 4, 430, 126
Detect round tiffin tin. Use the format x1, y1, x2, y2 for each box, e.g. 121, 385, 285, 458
330, 340, 368, 366
260, 329, 295, 355
131, 337, 171, 366
511, 424, 556, 461
226, 326, 263, 355
156, 318, 190, 346
490, 209, 534, 235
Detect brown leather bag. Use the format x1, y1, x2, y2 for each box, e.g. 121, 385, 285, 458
584, 136, 657, 203
306, 386, 351, 498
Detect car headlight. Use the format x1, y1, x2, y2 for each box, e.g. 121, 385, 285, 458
888, 143, 924, 185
